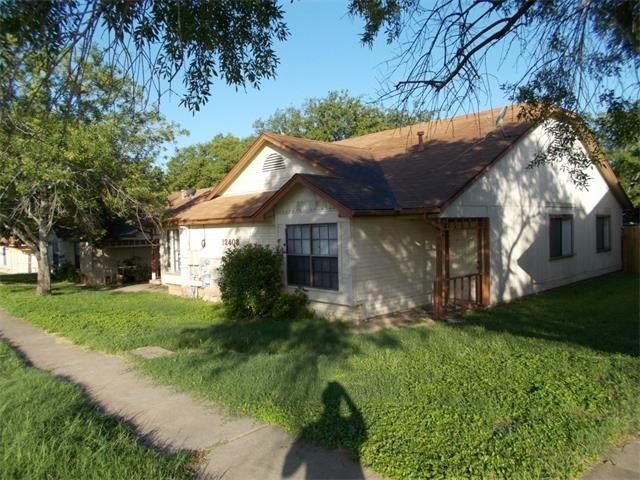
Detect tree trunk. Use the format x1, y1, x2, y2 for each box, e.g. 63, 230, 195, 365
36, 233, 51, 296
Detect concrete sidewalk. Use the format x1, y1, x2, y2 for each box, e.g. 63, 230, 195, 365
583, 437, 640, 480
0, 309, 381, 480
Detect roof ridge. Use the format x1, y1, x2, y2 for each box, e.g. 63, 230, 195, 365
264, 132, 373, 152
334, 104, 520, 145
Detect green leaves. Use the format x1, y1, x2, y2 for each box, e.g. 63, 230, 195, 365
253, 90, 431, 142
165, 134, 255, 191
0, 47, 178, 295
0, 0, 289, 112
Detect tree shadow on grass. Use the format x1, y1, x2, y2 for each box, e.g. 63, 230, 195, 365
0, 273, 37, 284
178, 315, 356, 357
454, 273, 639, 356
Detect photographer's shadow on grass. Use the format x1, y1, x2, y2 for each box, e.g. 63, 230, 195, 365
282, 381, 368, 480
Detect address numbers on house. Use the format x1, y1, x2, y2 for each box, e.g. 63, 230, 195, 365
223, 238, 240, 248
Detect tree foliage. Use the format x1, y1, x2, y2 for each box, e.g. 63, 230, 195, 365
165, 134, 254, 191
349, 0, 639, 187
0, 0, 289, 112
594, 100, 640, 207
0, 50, 176, 294
253, 90, 432, 142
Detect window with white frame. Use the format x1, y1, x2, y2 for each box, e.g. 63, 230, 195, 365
165, 229, 181, 272
596, 215, 611, 252
286, 223, 339, 290
549, 215, 573, 259
1, 247, 6, 266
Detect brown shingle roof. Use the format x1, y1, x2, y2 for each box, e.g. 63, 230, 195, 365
166, 192, 274, 226
165, 105, 631, 225
263, 106, 531, 211
334, 105, 532, 209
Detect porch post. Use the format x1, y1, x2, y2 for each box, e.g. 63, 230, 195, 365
481, 218, 491, 306
433, 221, 444, 320
476, 220, 483, 302
444, 225, 450, 308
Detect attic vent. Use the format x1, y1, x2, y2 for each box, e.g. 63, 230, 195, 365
262, 152, 286, 172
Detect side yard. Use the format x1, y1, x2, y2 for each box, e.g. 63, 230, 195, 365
0, 272, 638, 479
0, 338, 196, 479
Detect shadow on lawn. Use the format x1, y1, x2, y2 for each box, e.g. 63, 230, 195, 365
282, 381, 367, 479
457, 273, 639, 357
0, 273, 38, 284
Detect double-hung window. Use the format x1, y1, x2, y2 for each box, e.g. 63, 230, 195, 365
596, 215, 611, 252
165, 229, 181, 272
286, 223, 339, 290
549, 215, 573, 259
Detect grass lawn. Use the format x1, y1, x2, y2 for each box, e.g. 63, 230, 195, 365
0, 338, 196, 479
0, 272, 638, 479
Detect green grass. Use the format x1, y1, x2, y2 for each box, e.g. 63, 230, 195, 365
0, 339, 196, 480
0, 272, 638, 479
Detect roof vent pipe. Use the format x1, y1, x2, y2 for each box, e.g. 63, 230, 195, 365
417, 131, 425, 148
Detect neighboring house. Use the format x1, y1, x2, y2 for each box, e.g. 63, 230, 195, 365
0, 234, 75, 275
78, 225, 159, 285
161, 106, 631, 321
1, 227, 157, 284
0, 237, 36, 274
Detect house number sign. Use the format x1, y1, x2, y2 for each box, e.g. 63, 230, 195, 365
223, 238, 240, 248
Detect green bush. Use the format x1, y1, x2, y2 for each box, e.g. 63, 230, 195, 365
52, 262, 80, 282
218, 244, 308, 320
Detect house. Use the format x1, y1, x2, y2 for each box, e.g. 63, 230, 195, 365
1, 226, 158, 284
0, 237, 36, 274
0, 234, 76, 276
78, 225, 159, 285
161, 106, 631, 321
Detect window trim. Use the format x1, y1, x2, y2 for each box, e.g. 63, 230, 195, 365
285, 223, 339, 291
165, 229, 181, 273
596, 215, 612, 253
549, 214, 574, 260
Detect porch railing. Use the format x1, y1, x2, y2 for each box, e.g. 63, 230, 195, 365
444, 273, 480, 309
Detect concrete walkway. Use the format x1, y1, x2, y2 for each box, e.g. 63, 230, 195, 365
583, 437, 640, 480
0, 309, 381, 480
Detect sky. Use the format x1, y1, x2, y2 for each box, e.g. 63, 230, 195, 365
158, 0, 513, 160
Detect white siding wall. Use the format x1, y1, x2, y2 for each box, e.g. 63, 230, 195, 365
223, 145, 320, 196
0, 246, 35, 274
274, 185, 356, 319
443, 122, 623, 304
351, 216, 436, 318
161, 222, 277, 301
161, 185, 360, 319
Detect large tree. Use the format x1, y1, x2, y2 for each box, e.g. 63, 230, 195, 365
253, 90, 431, 142
594, 100, 640, 207
0, 51, 176, 295
349, 0, 639, 187
0, 0, 289, 112
166, 134, 255, 191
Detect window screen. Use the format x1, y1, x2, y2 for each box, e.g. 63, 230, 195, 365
286, 223, 338, 290
596, 216, 611, 252
550, 216, 573, 259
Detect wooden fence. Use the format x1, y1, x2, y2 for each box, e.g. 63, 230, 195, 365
623, 226, 640, 273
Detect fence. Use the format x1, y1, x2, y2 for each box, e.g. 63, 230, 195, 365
623, 226, 639, 273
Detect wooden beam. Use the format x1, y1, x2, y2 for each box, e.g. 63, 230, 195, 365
481, 218, 491, 306
444, 227, 450, 307
434, 222, 444, 320
477, 221, 483, 303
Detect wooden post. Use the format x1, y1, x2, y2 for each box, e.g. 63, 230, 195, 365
434, 222, 444, 320
476, 220, 483, 303
444, 225, 450, 308
481, 218, 491, 306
